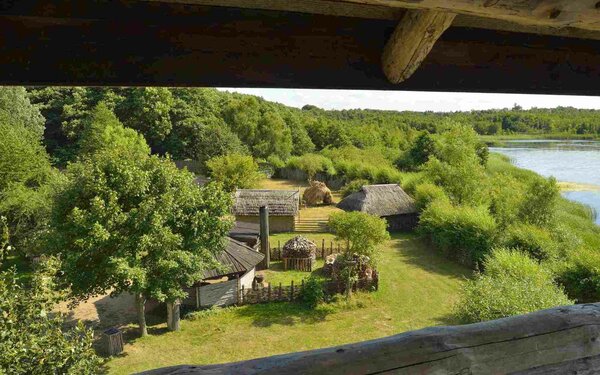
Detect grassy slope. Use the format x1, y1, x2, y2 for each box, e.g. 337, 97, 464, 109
107, 234, 470, 374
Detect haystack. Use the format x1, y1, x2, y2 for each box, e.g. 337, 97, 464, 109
303, 180, 333, 206
282, 236, 317, 259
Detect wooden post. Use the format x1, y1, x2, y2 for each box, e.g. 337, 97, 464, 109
278, 240, 281, 260
195, 286, 200, 309
241, 285, 245, 305
103, 327, 123, 356
291, 280, 295, 301
279, 282, 282, 300
260, 206, 270, 269
330, 241, 333, 255
321, 239, 325, 259
382, 10, 456, 84
236, 274, 241, 305
268, 283, 272, 301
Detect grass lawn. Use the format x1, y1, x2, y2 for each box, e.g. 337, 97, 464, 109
107, 233, 470, 374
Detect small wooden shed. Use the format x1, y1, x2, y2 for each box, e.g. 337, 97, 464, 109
337, 184, 418, 231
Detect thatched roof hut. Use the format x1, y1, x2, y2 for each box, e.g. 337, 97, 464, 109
303, 180, 333, 206
337, 184, 418, 231
233, 189, 299, 217
282, 236, 317, 259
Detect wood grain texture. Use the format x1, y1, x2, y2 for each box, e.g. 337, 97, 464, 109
382, 10, 455, 83
143, 0, 600, 36
2, 2, 600, 94
141, 303, 600, 374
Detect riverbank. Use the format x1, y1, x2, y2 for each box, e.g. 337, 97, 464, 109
558, 181, 600, 192
482, 134, 599, 146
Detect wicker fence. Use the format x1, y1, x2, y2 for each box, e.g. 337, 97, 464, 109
239, 271, 379, 305
270, 239, 348, 262
283, 257, 314, 271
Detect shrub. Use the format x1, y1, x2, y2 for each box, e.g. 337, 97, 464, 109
456, 249, 572, 323
329, 211, 390, 264
502, 223, 559, 261
286, 153, 335, 180
519, 177, 559, 226
413, 182, 449, 211
300, 276, 325, 308
341, 179, 369, 198
558, 248, 600, 303
206, 153, 263, 191
418, 200, 497, 267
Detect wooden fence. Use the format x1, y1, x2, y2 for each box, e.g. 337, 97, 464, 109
239, 271, 378, 305
270, 239, 348, 261
283, 257, 314, 271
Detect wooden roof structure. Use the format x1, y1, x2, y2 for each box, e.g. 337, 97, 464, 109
202, 237, 264, 279
2, 0, 600, 95
233, 189, 300, 217
338, 184, 417, 217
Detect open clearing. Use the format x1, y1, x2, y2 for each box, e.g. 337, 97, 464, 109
107, 233, 470, 374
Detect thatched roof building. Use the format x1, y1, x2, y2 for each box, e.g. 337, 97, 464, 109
233, 189, 300, 232
202, 238, 264, 280
337, 184, 418, 231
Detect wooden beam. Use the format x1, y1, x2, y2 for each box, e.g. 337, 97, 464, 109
382, 10, 455, 84
2, 3, 600, 95
142, 303, 600, 374
145, 0, 600, 39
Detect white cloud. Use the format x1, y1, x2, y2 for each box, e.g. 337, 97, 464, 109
217, 88, 600, 112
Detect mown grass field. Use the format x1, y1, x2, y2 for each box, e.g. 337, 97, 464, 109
107, 233, 470, 374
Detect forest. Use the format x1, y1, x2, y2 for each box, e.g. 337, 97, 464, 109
2, 86, 600, 373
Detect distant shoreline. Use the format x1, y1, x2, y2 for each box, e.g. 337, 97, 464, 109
558, 181, 600, 192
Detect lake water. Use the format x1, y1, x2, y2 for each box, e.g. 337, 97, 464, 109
490, 140, 600, 225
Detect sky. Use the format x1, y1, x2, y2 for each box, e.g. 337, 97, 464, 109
218, 88, 600, 113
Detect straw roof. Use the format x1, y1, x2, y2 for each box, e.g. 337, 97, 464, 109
233, 189, 299, 216
337, 184, 417, 217
282, 236, 317, 259
202, 237, 264, 279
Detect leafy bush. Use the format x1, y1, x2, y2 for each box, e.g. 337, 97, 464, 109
206, 153, 263, 191
413, 182, 449, 211
286, 153, 335, 180
299, 276, 325, 308
558, 248, 600, 303
456, 248, 572, 323
519, 177, 559, 226
341, 179, 369, 198
502, 223, 559, 261
329, 211, 390, 264
418, 200, 497, 267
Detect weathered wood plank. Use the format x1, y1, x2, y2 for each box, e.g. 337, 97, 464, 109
382, 9, 455, 83
140, 0, 600, 41
2, 3, 600, 94
141, 303, 600, 374
324, 0, 600, 32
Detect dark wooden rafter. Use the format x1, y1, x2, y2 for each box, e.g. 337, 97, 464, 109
1, 1, 600, 94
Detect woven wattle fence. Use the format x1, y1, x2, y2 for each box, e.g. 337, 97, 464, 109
283, 257, 314, 271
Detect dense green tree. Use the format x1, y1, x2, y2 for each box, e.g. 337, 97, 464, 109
78, 102, 150, 159
329, 211, 389, 262
48, 153, 233, 336
253, 111, 293, 159
115, 88, 174, 147
206, 153, 262, 191
0, 225, 102, 373
0, 87, 45, 137
221, 95, 261, 147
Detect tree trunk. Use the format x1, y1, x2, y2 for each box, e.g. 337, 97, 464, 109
167, 299, 181, 331
135, 292, 148, 337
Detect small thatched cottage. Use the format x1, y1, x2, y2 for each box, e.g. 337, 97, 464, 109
233, 189, 300, 233
337, 184, 418, 231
